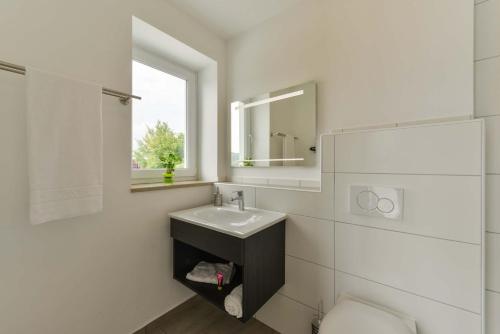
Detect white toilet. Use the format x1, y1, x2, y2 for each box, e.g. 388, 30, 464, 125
319, 295, 417, 334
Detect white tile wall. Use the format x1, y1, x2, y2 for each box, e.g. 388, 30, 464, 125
256, 173, 334, 220
477, 1, 500, 332
475, 57, 500, 117
335, 222, 482, 313
486, 232, 500, 292
299, 179, 321, 189
214, 184, 256, 207
485, 116, 500, 174
224, 131, 335, 333
250, 120, 483, 333
227, 177, 321, 191
281, 256, 335, 312
255, 294, 316, 334
486, 175, 500, 233
475, 0, 500, 60
486, 290, 500, 334
336, 271, 482, 334
335, 121, 482, 175
226, 120, 483, 333
321, 134, 334, 173
240, 177, 268, 185
254, 175, 334, 331
335, 173, 482, 243
285, 214, 334, 268
334, 120, 484, 333
218, 175, 334, 332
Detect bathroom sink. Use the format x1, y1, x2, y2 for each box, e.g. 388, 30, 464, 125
170, 204, 286, 321
169, 204, 286, 238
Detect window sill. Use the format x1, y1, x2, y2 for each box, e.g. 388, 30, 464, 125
130, 180, 214, 193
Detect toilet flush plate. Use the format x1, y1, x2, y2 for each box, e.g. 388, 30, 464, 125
349, 185, 404, 220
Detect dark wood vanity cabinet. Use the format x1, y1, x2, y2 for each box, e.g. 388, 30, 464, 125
170, 218, 286, 322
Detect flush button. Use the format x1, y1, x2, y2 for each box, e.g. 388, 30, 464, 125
377, 198, 395, 214
350, 185, 404, 220
356, 190, 379, 211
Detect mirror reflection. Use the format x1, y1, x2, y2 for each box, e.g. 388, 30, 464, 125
231, 82, 317, 167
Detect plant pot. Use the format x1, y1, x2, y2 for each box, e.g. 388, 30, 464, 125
163, 171, 174, 184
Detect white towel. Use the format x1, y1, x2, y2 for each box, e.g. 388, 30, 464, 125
26, 68, 103, 225
224, 284, 243, 318
283, 135, 296, 166
186, 261, 234, 285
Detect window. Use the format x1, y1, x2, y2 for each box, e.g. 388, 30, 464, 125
131, 49, 197, 183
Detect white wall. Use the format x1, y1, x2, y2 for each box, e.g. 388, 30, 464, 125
475, 1, 500, 333
216, 136, 335, 334
334, 120, 484, 334
199, 64, 221, 180
227, 0, 473, 180
0, 1, 226, 333
218, 120, 484, 334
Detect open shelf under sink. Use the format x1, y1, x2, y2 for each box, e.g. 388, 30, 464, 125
171, 217, 286, 322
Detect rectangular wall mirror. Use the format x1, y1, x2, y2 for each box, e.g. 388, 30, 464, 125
230, 81, 317, 168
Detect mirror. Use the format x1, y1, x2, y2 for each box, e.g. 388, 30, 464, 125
230, 82, 316, 167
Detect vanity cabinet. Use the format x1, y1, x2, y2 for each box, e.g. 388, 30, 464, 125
170, 218, 286, 322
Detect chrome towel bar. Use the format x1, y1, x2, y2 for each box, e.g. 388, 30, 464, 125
0, 59, 141, 105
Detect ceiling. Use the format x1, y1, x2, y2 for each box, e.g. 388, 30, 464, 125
167, 0, 305, 39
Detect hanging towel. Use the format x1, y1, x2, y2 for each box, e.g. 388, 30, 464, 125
283, 134, 296, 166
224, 284, 243, 318
26, 68, 103, 225
186, 261, 234, 285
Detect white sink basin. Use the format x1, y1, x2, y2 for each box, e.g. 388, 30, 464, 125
169, 204, 287, 238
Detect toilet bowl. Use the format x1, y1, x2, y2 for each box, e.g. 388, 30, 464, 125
319, 295, 417, 334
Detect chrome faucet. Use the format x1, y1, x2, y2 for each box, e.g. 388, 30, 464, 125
231, 191, 245, 211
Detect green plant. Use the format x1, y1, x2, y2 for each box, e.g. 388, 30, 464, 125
133, 121, 184, 169
161, 153, 181, 173
242, 157, 254, 167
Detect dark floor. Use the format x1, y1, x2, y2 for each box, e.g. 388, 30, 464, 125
134, 295, 279, 334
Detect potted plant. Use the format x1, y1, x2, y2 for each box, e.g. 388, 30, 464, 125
242, 156, 254, 167
160, 153, 180, 184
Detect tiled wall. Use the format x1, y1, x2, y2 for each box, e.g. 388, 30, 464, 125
217, 136, 335, 334
227, 177, 321, 190
334, 121, 484, 334
219, 182, 334, 333
475, 1, 500, 333
218, 121, 484, 334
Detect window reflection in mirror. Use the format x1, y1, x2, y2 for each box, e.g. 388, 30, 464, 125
231, 81, 317, 168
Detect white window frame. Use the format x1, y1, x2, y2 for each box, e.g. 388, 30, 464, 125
131, 47, 197, 183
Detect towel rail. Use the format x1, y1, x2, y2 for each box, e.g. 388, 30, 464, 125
0, 59, 141, 105
270, 131, 298, 140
